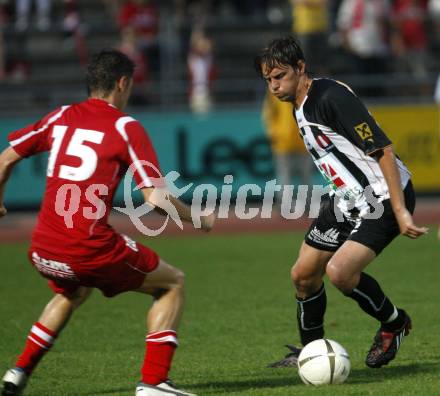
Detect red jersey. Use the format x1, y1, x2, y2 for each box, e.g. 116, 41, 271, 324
8, 98, 161, 263
393, 0, 427, 50
118, 1, 159, 39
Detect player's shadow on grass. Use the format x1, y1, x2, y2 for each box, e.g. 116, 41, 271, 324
186, 362, 440, 393
348, 362, 440, 384
186, 376, 302, 393
80, 387, 132, 395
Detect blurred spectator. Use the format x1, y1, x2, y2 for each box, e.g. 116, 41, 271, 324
391, 0, 429, 91
187, 29, 216, 114
173, 0, 211, 63
118, 26, 149, 104
428, 0, 440, 48
118, 0, 160, 76
337, 0, 391, 80
290, 0, 330, 75
262, 91, 314, 207
15, 0, 51, 31
1, 1, 30, 82
62, 0, 88, 67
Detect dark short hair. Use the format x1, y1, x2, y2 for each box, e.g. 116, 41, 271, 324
86, 49, 135, 95
254, 35, 305, 77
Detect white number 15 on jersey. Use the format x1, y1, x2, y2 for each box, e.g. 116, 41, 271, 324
47, 126, 104, 181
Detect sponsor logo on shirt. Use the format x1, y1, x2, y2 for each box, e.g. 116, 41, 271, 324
31, 252, 78, 281
309, 226, 340, 246
354, 122, 373, 141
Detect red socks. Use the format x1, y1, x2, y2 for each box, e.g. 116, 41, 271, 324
16, 322, 57, 374
15, 323, 177, 384
141, 330, 178, 385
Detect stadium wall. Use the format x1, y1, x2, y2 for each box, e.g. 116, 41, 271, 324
1, 105, 439, 209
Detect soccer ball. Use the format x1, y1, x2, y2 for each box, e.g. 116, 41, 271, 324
297, 339, 350, 385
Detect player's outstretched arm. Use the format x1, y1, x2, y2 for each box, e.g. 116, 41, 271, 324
141, 187, 215, 232
0, 147, 23, 218
376, 145, 428, 239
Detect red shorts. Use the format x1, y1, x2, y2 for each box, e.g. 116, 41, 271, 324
28, 234, 159, 297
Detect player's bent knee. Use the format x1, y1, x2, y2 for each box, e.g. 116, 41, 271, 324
150, 270, 185, 299
138, 260, 187, 295
290, 264, 303, 285
291, 263, 320, 294
326, 262, 353, 292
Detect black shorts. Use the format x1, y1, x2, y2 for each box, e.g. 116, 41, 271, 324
305, 181, 416, 255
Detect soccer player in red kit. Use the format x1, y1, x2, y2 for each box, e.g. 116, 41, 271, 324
0, 50, 214, 396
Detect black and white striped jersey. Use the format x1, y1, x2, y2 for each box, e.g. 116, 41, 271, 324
295, 78, 411, 218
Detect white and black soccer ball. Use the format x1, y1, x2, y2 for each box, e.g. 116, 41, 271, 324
297, 339, 350, 385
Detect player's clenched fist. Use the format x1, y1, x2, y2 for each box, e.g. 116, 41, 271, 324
0, 204, 7, 218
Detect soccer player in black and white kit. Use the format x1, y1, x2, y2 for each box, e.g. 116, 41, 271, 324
255, 36, 428, 369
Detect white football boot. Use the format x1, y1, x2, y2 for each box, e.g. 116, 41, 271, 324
2, 368, 28, 396
136, 380, 197, 396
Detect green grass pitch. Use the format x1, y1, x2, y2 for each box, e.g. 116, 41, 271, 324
1, 230, 439, 395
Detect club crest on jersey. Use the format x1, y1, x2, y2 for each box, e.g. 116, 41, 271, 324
318, 163, 345, 189
354, 122, 373, 141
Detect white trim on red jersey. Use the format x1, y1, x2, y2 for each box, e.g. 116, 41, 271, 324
115, 116, 153, 188
9, 105, 71, 147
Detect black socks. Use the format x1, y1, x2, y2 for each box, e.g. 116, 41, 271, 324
346, 272, 405, 330
296, 272, 406, 346
296, 283, 326, 345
